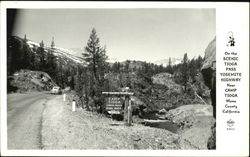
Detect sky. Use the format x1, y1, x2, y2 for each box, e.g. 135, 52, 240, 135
12, 9, 215, 62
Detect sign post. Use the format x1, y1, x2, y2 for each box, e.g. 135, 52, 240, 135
127, 100, 132, 126
123, 95, 129, 123
102, 91, 133, 126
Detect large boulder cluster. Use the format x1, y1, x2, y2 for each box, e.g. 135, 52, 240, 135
8, 69, 57, 93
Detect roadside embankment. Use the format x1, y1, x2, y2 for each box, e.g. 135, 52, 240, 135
41, 95, 180, 149
164, 104, 215, 149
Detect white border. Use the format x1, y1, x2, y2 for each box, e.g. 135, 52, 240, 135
1, 1, 249, 156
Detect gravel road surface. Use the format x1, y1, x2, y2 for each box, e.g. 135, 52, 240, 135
7, 92, 54, 149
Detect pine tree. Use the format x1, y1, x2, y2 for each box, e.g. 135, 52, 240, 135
196, 55, 204, 71
181, 53, 189, 92
81, 28, 109, 109
69, 76, 75, 90
40, 40, 44, 48
166, 57, 173, 74
83, 28, 108, 85
125, 60, 131, 73
189, 58, 197, 81
51, 37, 55, 48
111, 62, 121, 73
168, 57, 172, 67
24, 34, 27, 42
82, 69, 91, 110
37, 42, 46, 70
21, 42, 33, 69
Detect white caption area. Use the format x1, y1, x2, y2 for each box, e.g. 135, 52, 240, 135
217, 3, 249, 156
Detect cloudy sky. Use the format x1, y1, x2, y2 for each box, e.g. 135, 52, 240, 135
12, 9, 215, 62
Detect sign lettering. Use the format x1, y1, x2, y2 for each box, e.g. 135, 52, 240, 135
105, 96, 123, 112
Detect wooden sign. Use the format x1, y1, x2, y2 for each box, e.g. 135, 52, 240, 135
102, 91, 134, 126
105, 96, 123, 114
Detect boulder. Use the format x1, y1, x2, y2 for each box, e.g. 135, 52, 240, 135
8, 69, 57, 92
165, 104, 215, 149
201, 37, 216, 89
202, 37, 216, 72
201, 37, 216, 149
165, 104, 213, 128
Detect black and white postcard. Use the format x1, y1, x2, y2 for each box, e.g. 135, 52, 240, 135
0, 1, 249, 157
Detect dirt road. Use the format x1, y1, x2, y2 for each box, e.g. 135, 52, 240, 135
7, 92, 54, 149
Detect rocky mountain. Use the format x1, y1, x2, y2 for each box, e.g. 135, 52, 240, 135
26, 38, 85, 66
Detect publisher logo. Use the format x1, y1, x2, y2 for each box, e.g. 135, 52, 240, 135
227, 119, 235, 127
227, 119, 235, 131
226, 31, 235, 47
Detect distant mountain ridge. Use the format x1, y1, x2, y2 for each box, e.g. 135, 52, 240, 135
154, 58, 182, 67
7, 36, 86, 89
22, 36, 182, 68
69, 48, 182, 66
25, 39, 85, 65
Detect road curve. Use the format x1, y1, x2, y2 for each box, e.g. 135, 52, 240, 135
7, 92, 55, 149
